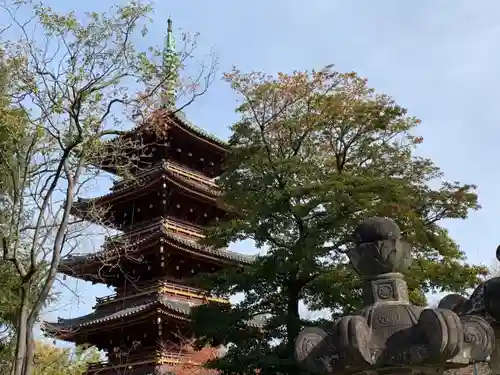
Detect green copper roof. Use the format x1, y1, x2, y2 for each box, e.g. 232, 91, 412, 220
161, 17, 180, 108
166, 17, 175, 52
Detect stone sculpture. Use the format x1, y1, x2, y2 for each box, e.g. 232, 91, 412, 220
295, 217, 495, 375
439, 245, 500, 374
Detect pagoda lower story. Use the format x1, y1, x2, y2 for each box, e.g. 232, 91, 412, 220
42, 187, 258, 373
42, 218, 258, 374
44, 282, 227, 375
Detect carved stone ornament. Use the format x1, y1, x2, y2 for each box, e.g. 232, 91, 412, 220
296, 217, 495, 375
438, 245, 500, 374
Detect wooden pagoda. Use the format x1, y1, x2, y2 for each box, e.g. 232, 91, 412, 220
42, 19, 257, 375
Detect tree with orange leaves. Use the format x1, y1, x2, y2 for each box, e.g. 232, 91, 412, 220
192, 66, 486, 375
168, 345, 219, 375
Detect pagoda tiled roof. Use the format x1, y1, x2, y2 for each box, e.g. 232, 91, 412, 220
162, 230, 255, 264
110, 109, 228, 151
42, 295, 192, 335
58, 218, 256, 278
42, 294, 264, 337
74, 162, 221, 212
115, 161, 221, 195
169, 110, 228, 149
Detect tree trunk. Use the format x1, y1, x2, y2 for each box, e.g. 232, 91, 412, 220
286, 285, 301, 354
11, 286, 29, 375
21, 319, 35, 375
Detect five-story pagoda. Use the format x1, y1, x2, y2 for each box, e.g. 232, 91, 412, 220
42, 19, 255, 375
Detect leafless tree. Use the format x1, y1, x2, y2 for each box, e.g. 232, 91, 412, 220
0, 1, 218, 374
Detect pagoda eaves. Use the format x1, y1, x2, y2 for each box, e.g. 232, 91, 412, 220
167, 110, 228, 151
42, 293, 263, 342
42, 294, 194, 341
58, 217, 256, 286
71, 161, 231, 231
79, 161, 222, 207
99, 110, 229, 177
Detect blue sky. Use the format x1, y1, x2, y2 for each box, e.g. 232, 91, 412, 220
10, 0, 500, 343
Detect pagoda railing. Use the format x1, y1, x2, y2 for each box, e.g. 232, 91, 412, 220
158, 281, 228, 303
103, 216, 205, 249
157, 351, 199, 365
111, 164, 164, 191
164, 161, 218, 188
163, 218, 205, 239
95, 279, 228, 306
111, 160, 218, 191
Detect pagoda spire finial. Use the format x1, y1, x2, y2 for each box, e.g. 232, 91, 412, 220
166, 16, 175, 52
161, 16, 179, 109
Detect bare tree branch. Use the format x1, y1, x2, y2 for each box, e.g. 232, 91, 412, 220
0, 1, 218, 374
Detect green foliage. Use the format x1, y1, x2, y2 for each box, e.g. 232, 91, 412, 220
0, 50, 33, 360
192, 67, 487, 375
31, 341, 100, 375
0, 51, 30, 209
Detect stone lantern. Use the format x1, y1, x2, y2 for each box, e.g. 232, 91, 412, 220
295, 217, 495, 375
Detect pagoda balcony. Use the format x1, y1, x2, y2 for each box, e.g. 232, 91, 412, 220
102, 216, 206, 252
111, 160, 219, 192
163, 216, 205, 239
94, 279, 228, 308
164, 161, 218, 187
